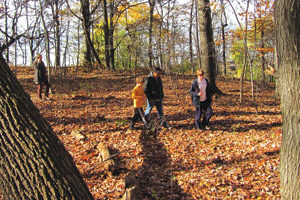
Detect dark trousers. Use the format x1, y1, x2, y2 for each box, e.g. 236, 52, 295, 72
37, 79, 50, 99
195, 100, 212, 129
131, 108, 147, 128
145, 99, 168, 127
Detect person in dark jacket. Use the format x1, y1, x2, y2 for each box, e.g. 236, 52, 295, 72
34, 54, 50, 99
144, 67, 170, 129
190, 69, 213, 130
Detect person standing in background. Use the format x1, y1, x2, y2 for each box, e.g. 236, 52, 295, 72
34, 54, 50, 100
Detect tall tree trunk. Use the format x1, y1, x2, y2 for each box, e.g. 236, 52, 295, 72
158, 1, 164, 70
259, 3, 266, 86
52, 0, 61, 68
63, 13, 70, 68
275, 0, 300, 199
81, 0, 92, 67
260, 29, 266, 85
39, 0, 52, 92
189, 0, 194, 72
227, 0, 250, 103
76, 17, 81, 68
148, 0, 155, 69
166, 0, 171, 70
14, 25, 18, 75
0, 54, 94, 200
103, 0, 111, 69
221, 24, 226, 75
220, 0, 227, 76
198, 0, 222, 94
5, 0, 9, 63
109, 3, 115, 71
195, 0, 201, 71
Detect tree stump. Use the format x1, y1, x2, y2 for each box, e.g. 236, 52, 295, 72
121, 171, 141, 200
97, 142, 115, 171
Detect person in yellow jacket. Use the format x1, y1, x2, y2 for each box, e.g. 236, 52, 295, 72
130, 76, 147, 129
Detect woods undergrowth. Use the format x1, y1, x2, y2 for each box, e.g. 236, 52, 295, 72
17, 67, 281, 199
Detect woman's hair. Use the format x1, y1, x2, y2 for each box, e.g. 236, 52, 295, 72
35, 54, 41, 63
136, 76, 144, 84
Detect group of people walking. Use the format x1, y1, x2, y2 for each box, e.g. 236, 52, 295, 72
130, 67, 169, 130
33, 54, 213, 131
130, 67, 213, 131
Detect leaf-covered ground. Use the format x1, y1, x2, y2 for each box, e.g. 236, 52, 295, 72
18, 67, 281, 199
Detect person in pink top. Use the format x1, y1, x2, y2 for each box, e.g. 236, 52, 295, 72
189, 69, 213, 130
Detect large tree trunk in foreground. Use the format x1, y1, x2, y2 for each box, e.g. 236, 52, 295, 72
275, 0, 300, 199
0, 54, 93, 199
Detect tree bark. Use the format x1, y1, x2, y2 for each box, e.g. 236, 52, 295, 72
275, 0, 300, 199
51, 0, 61, 68
198, 0, 222, 94
0, 54, 94, 199
148, 0, 155, 69
103, 0, 111, 69
38, 0, 52, 92
81, 0, 92, 66
194, 0, 201, 71
109, 2, 115, 71
5, 0, 9, 62
189, 0, 194, 72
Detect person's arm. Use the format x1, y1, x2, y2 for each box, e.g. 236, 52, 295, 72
131, 87, 137, 99
189, 80, 199, 97
160, 77, 164, 99
144, 78, 153, 99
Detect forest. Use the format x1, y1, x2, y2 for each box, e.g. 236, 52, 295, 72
0, 0, 300, 199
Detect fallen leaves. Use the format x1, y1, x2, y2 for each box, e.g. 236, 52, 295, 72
17, 68, 282, 199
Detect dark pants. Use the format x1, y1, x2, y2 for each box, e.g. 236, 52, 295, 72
195, 100, 212, 129
145, 99, 168, 127
131, 108, 147, 128
38, 79, 50, 99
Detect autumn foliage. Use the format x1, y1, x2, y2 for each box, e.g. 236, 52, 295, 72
15, 67, 281, 199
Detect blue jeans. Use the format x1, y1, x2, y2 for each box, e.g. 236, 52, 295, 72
145, 99, 167, 127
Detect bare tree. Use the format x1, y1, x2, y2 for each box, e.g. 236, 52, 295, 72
220, 0, 228, 76
38, 0, 52, 87
66, 0, 102, 68
49, 0, 64, 68
189, 0, 195, 72
227, 0, 251, 103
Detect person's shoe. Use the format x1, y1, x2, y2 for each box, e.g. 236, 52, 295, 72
196, 123, 204, 130
164, 124, 172, 130
143, 124, 149, 130
205, 125, 211, 130
126, 126, 134, 133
